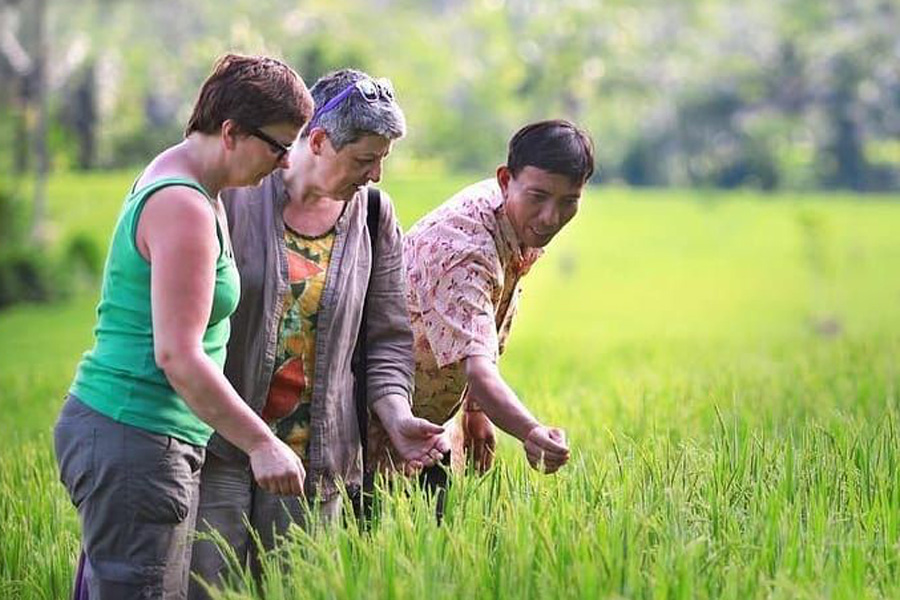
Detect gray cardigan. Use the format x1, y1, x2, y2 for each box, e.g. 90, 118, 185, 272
206, 171, 414, 499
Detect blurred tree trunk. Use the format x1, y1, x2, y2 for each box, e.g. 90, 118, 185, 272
13, 101, 28, 172
822, 56, 868, 191
30, 0, 48, 243
0, 0, 32, 174
72, 62, 96, 169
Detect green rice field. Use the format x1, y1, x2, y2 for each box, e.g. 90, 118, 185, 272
2, 170, 900, 598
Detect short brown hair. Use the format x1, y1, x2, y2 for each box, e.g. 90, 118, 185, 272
507, 119, 595, 185
184, 54, 314, 136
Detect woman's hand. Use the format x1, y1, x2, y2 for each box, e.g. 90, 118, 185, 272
372, 395, 448, 470
248, 437, 306, 496
389, 416, 450, 469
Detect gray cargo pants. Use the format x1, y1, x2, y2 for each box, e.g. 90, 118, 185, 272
54, 395, 205, 599
188, 451, 341, 600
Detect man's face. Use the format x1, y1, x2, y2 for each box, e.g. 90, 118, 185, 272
316, 133, 392, 201
498, 165, 584, 248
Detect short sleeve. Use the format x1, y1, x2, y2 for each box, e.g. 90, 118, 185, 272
411, 246, 500, 369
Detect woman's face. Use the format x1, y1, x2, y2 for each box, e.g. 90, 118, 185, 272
234, 121, 300, 186
315, 134, 393, 201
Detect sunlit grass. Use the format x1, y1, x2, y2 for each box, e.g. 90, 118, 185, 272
1, 171, 899, 598
214, 352, 900, 599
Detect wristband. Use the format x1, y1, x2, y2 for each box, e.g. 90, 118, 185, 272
464, 399, 484, 413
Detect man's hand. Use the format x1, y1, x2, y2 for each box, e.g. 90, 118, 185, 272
462, 409, 496, 472
463, 356, 569, 474
523, 425, 570, 474
248, 437, 306, 496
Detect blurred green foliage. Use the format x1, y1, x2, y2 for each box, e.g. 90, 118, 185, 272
1, 0, 898, 190
0, 179, 101, 310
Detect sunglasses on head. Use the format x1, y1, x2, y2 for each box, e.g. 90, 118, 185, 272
248, 127, 293, 161
307, 78, 395, 130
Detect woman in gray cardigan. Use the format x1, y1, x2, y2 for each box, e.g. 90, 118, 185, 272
189, 69, 448, 598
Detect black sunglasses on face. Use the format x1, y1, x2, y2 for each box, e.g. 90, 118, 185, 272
248, 127, 292, 161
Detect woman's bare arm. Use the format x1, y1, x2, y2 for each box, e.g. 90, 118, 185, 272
139, 188, 305, 495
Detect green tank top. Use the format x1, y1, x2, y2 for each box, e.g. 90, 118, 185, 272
70, 177, 240, 446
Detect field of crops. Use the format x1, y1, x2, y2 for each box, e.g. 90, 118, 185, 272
2, 171, 900, 599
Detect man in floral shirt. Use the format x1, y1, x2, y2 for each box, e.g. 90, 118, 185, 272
368, 119, 595, 479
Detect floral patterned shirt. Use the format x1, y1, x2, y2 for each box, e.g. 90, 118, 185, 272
264, 225, 335, 460
367, 178, 542, 471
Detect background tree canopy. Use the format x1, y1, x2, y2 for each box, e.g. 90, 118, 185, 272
1, 0, 899, 191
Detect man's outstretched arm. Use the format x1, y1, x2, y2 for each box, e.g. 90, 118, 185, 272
464, 356, 570, 473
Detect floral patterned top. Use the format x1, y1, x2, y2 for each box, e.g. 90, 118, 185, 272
367, 178, 543, 471
264, 225, 335, 460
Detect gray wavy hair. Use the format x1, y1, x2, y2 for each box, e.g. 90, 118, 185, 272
301, 68, 406, 150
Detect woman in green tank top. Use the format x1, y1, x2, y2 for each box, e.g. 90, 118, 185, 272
53, 54, 314, 600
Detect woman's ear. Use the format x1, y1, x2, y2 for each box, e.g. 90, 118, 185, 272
221, 119, 241, 151
308, 128, 330, 157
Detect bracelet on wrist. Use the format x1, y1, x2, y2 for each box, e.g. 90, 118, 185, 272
464, 399, 484, 413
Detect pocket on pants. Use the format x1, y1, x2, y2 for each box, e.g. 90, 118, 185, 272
54, 416, 96, 509
127, 429, 197, 525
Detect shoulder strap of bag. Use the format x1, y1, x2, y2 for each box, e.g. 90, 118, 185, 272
355, 187, 380, 468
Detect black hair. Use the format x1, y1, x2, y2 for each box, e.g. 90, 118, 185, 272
507, 119, 595, 184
